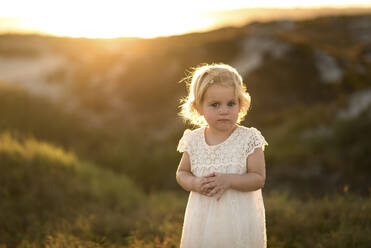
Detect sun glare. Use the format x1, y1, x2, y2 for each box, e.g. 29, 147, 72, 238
10, 1, 215, 38
1, 0, 371, 38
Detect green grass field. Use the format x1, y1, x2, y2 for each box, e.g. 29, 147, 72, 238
0, 131, 370, 247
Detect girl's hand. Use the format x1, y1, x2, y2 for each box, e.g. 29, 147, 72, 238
192, 176, 216, 196
202, 172, 231, 201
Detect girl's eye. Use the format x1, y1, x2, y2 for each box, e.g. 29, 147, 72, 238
228, 101, 236, 107
211, 103, 219, 107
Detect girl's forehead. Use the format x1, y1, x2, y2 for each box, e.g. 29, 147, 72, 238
203, 84, 237, 100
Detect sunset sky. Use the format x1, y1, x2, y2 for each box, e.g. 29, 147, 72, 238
1, 0, 371, 38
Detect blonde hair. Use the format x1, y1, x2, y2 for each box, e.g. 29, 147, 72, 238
178, 63, 251, 127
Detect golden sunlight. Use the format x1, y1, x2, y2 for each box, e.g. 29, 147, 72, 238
19, 4, 213, 38
2, 0, 217, 38
1, 0, 370, 38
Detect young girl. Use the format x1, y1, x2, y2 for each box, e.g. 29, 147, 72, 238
176, 63, 268, 248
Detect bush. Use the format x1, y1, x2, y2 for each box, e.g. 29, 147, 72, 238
0, 131, 144, 247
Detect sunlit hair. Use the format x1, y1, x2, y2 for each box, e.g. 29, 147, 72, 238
178, 63, 251, 127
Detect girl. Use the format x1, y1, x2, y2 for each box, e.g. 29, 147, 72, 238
176, 63, 268, 248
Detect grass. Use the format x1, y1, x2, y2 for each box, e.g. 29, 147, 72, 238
124, 190, 371, 248
0, 127, 369, 247
0, 130, 144, 247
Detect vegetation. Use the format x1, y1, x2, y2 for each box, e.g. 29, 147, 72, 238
0, 131, 143, 247
0, 13, 370, 247
126, 191, 371, 248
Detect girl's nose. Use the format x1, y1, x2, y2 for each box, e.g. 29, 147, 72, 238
218, 105, 229, 114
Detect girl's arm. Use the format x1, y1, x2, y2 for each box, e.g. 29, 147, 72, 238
176, 152, 211, 194
176, 152, 195, 191
228, 147, 266, 192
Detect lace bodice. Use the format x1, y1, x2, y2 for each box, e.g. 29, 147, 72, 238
177, 125, 268, 177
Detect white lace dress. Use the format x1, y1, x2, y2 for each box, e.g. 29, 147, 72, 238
177, 125, 268, 248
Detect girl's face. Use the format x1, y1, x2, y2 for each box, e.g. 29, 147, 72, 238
199, 84, 240, 132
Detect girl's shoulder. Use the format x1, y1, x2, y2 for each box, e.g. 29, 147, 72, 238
237, 125, 261, 135
177, 127, 204, 153
237, 125, 268, 152
181, 127, 204, 138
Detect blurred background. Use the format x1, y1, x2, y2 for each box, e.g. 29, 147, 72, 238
1, 0, 371, 247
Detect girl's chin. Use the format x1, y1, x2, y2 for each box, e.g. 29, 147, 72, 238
210, 122, 236, 130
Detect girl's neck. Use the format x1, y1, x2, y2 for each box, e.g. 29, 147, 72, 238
205, 124, 238, 145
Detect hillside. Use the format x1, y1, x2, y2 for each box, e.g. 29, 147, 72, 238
0, 14, 370, 196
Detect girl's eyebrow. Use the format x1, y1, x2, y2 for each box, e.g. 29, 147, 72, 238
207, 99, 236, 104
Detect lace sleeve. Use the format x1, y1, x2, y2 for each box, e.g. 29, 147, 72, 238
177, 129, 192, 153
246, 127, 268, 157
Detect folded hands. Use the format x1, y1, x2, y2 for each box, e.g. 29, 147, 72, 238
193, 172, 231, 201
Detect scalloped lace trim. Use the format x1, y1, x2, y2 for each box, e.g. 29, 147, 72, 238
246, 144, 268, 157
